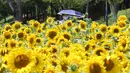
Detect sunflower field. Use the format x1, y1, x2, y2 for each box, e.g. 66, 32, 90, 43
0, 15, 130, 73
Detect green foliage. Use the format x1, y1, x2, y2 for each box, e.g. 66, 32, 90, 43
97, 8, 130, 25
108, 0, 123, 5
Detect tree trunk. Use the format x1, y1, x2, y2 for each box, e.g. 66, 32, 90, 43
8, 0, 22, 21
35, 4, 38, 20
86, 1, 89, 14
16, 0, 22, 21
110, 4, 118, 22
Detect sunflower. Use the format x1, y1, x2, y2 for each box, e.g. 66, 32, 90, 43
117, 15, 127, 21
35, 37, 43, 46
46, 17, 54, 24
46, 40, 56, 47
99, 24, 107, 33
24, 28, 32, 34
91, 21, 99, 32
4, 24, 12, 31
95, 32, 104, 42
4, 40, 9, 48
31, 50, 46, 73
60, 47, 70, 57
28, 19, 35, 25
0, 48, 9, 57
101, 41, 112, 51
12, 21, 22, 30
31, 21, 40, 29
3, 31, 12, 39
59, 25, 67, 31
46, 29, 58, 40
27, 34, 36, 49
57, 57, 69, 73
114, 51, 127, 62
117, 37, 128, 52
56, 36, 69, 46
17, 30, 26, 40
0, 35, 4, 44
121, 61, 130, 73
7, 48, 36, 73
84, 43, 92, 52
36, 27, 43, 33
49, 45, 59, 54
17, 41, 24, 47
110, 25, 121, 36
8, 39, 17, 49
103, 54, 121, 73
84, 57, 106, 73
79, 20, 87, 30
62, 32, 71, 41
117, 20, 126, 29
73, 26, 81, 33
64, 20, 73, 27
93, 47, 107, 56
44, 65, 56, 73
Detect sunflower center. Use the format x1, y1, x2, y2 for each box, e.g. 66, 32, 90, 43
75, 28, 80, 32
63, 34, 70, 40
104, 59, 114, 71
5, 42, 8, 47
1, 49, 9, 56
114, 28, 119, 33
4, 32, 11, 39
52, 48, 57, 53
119, 56, 123, 61
34, 23, 38, 27
89, 63, 101, 73
36, 39, 41, 43
35, 57, 39, 65
96, 50, 103, 56
67, 22, 72, 26
52, 61, 57, 67
123, 62, 128, 68
96, 34, 102, 39
101, 27, 106, 32
15, 24, 20, 29
119, 22, 125, 27
62, 26, 66, 30
6, 26, 11, 31
104, 45, 110, 50
29, 37, 34, 44
64, 51, 69, 57
61, 63, 68, 72
14, 54, 29, 68
18, 32, 24, 38
122, 42, 126, 48
49, 31, 57, 39
81, 24, 85, 29
10, 42, 16, 48
38, 29, 42, 33
85, 45, 90, 51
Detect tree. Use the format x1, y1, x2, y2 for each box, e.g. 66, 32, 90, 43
8, 0, 22, 21
108, 0, 123, 21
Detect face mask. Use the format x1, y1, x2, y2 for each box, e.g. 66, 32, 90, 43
63, 16, 68, 20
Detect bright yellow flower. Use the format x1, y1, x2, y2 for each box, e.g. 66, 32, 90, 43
84, 57, 106, 73
7, 48, 36, 73
46, 29, 58, 40
117, 15, 127, 21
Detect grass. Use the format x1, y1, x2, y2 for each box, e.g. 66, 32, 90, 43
97, 8, 130, 25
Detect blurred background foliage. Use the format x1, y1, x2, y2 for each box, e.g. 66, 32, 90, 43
0, 0, 130, 24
